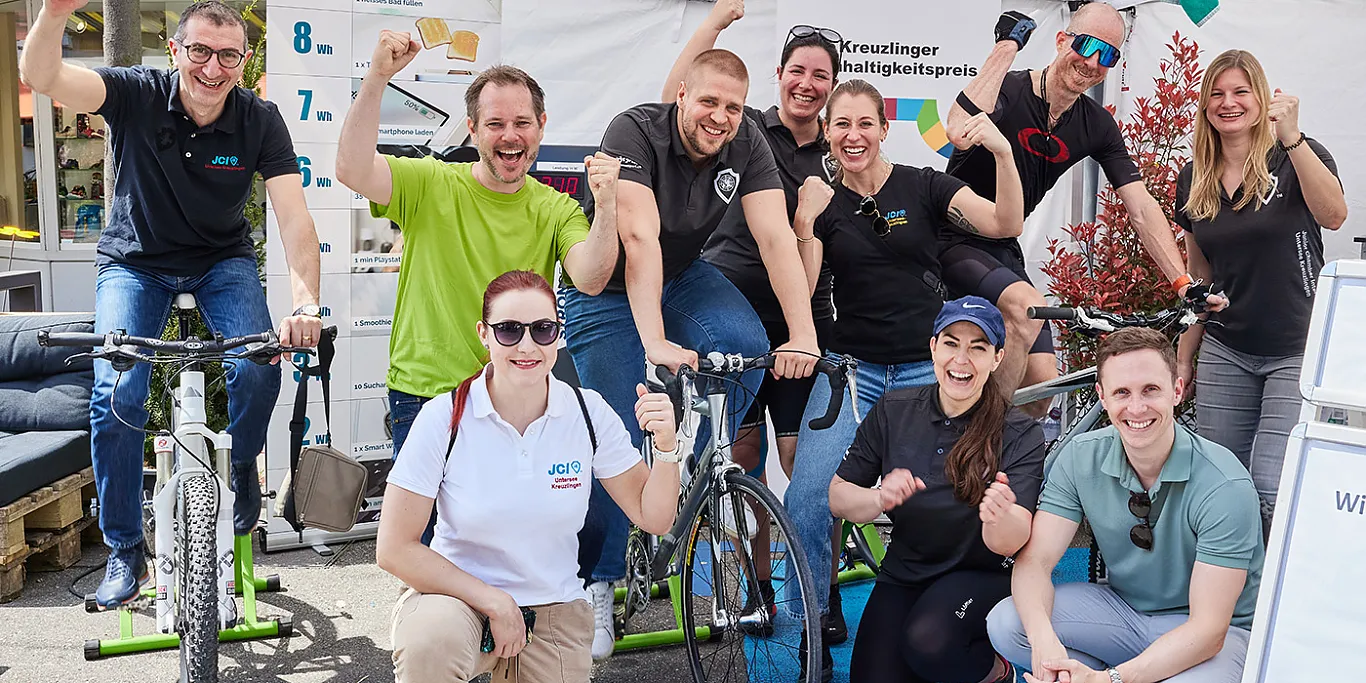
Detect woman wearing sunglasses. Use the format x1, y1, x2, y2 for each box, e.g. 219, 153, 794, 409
1175, 50, 1346, 536
781, 77, 1024, 676
661, 0, 849, 647
377, 270, 683, 683
831, 297, 1044, 683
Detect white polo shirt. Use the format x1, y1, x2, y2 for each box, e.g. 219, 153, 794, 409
387, 369, 640, 606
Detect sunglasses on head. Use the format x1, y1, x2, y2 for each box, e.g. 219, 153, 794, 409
787, 24, 843, 49
486, 319, 561, 347
1128, 490, 1154, 551
858, 195, 891, 237
1064, 32, 1121, 68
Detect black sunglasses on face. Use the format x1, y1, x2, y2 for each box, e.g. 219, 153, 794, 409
1129, 490, 1154, 551
786, 24, 843, 49
179, 41, 246, 69
858, 195, 891, 237
486, 319, 561, 347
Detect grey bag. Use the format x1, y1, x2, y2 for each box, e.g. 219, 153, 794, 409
276, 328, 367, 535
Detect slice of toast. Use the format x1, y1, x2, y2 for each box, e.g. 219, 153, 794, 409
415, 18, 452, 49
446, 30, 480, 61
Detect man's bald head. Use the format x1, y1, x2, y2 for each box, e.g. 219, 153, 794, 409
685, 49, 749, 88
1068, 2, 1126, 46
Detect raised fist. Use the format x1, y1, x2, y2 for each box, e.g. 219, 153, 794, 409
708, 0, 744, 31
994, 11, 1036, 50
370, 30, 421, 80
795, 176, 834, 226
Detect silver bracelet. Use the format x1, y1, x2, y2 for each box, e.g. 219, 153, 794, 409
1106, 668, 1124, 683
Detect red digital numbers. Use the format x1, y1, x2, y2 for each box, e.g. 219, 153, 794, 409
538, 174, 580, 197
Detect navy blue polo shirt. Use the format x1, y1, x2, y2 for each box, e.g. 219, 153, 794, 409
93, 66, 300, 276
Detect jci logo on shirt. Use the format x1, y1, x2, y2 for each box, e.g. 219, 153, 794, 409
549, 461, 583, 490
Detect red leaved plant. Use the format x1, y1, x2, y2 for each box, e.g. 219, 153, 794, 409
1041, 32, 1204, 375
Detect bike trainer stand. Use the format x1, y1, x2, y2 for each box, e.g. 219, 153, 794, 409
83, 535, 292, 660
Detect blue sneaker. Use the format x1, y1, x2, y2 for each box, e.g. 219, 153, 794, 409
94, 544, 150, 609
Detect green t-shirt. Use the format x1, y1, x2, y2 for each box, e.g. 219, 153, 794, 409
1039, 424, 1264, 629
372, 157, 590, 397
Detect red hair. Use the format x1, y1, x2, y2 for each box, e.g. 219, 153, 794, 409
449, 270, 557, 433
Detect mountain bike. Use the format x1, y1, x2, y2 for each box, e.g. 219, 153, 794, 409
39, 293, 318, 683
613, 350, 855, 682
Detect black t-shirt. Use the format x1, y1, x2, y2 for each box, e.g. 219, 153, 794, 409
837, 384, 1046, 586
1174, 140, 1338, 356
93, 66, 300, 276
943, 70, 1143, 258
588, 102, 783, 294
701, 106, 836, 324
813, 165, 965, 364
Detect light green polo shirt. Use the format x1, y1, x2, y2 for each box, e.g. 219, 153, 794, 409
372, 157, 590, 398
1040, 424, 1264, 629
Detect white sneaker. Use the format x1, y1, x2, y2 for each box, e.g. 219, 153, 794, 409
588, 581, 615, 661
719, 494, 758, 540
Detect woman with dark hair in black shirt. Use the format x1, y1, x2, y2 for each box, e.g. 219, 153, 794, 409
831, 297, 1045, 683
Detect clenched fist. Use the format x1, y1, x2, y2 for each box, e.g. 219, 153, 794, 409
370, 30, 421, 80
584, 152, 621, 204
962, 112, 1010, 157
795, 176, 834, 227
707, 0, 744, 31
978, 472, 1016, 525
879, 468, 926, 512
42, 0, 89, 18
1268, 88, 1302, 147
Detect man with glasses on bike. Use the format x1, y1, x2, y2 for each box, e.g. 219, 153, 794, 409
561, 48, 820, 660
986, 328, 1263, 683
943, 4, 1225, 417
19, 0, 322, 608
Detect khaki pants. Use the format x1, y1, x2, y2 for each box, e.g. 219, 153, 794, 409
391, 588, 593, 683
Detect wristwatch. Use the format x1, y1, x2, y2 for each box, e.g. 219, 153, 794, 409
652, 440, 684, 463
292, 303, 323, 318
1106, 668, 1124, 683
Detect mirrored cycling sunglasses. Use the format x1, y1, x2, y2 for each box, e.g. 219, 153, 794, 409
486, 319, 562, 347
786, 24, 843, 49
1065, 32, 1121, 68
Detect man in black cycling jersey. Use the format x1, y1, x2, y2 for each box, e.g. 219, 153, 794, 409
944, 4, 1225, 415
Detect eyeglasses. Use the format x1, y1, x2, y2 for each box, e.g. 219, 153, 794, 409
858, 195, 891, 237
486, 319, 562, 347
1064, 32, 1121, 68
786, 25, 843, 49
1128, 490, 1154, 551
178, 41, 246, 69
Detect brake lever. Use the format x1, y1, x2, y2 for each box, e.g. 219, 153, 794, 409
845, 361, 862, 424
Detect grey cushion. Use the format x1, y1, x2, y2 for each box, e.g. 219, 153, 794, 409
0, 313, 96, 382
0, 430, 91, 507
0, 372, 94, 432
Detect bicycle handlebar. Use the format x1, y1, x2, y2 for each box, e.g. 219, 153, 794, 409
38, 329, 320, 366
665, 352, 855, 431
1026, 304, 1201, 335
1025, 306, 1076, 321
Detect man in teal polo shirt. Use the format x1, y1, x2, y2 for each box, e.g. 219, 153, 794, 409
987, 328, 1263, 683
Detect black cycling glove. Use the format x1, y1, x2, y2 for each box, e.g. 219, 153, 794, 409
995, 11, 1037, 50
1182, 282, 1214, 313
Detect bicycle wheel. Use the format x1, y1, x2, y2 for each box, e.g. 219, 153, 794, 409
681, 471, 821, 683
178, 474, 220, 683
848, 522, 881, 574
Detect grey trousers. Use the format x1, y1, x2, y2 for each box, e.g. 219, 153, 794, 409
1195, 335, 1303, 518
986, 583, 1250, 683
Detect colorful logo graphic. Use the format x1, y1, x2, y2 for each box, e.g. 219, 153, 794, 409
1017, 128, 1070, 163
884, 98, 952, 159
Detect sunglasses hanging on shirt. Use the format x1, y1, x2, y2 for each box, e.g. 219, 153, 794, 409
1128, 490, 1154, 551
857, 195, 891, 237
1065, 32, 1121, 68
486, 319, 562, 347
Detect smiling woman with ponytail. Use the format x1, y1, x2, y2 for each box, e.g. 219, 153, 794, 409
829, 296, 1045, 683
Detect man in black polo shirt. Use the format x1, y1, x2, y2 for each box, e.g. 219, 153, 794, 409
943, 4, 1223, 415
560, 49, 819, 660
20, 0, 321, 608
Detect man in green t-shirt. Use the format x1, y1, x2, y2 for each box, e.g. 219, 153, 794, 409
337, 31, 621, 459
987, 328, 1263, 683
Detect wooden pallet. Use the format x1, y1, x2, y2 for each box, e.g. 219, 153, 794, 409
0, 467, 95, 563
0, 514, 99, 603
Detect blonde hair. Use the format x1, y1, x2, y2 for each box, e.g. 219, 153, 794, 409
1185, 50, 1277, 221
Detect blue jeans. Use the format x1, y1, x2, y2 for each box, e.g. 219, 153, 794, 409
783, 355, 936, 617
561, 260, 768, 582
389, 388, 438, 545
91, 258, 280, 550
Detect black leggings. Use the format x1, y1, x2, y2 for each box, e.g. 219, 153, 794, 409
849, 571, 1012, 683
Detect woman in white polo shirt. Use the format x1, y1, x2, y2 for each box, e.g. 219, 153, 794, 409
377, 270, 682, 683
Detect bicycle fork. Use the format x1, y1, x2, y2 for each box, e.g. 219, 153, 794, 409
152, 370, 237, 634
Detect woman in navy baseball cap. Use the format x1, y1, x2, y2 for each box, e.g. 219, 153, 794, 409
829, 296, 1046, 683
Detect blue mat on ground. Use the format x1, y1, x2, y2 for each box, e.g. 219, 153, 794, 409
733, 547, 1093, 683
